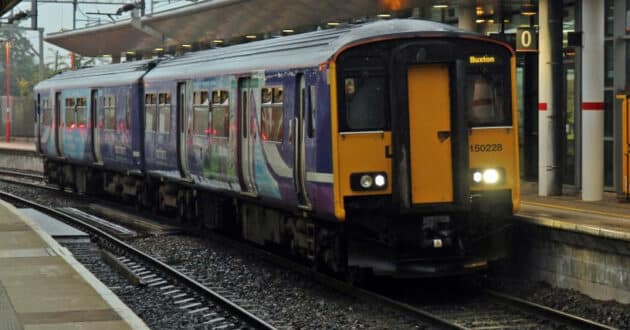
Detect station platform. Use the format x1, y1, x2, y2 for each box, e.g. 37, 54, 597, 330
518, 181, 630, 242
0, 139, 37, 152
0, 199, 148, 329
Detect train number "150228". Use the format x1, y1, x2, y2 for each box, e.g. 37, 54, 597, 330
469, 144, 503, 152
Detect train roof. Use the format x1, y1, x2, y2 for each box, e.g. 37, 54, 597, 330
144, 19, 469, 82
34, 59, 156, 91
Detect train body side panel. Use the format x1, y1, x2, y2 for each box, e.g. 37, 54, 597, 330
99, 85, 143, 172
36, 89, 58, 158
60, 89, 93, 165
304, 70, 334, 219
187, 76, 239, 192
144, 81, 180, 178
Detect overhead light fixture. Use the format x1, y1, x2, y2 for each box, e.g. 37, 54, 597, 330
475, 19, 486, 24
245, 35, 257, 39
154, 47, 164, 52
521, 3, 537, 16
102, 54, 111, 57
282, 29, 295, 33
377, 13, 391, 18
181, 44, 192, 48
327, 22, 340, 26
476, 6, 484, 16
212, 39, 224, 44
126, 51, 135, 55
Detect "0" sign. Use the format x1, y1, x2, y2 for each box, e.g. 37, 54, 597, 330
516, 27, 537, 52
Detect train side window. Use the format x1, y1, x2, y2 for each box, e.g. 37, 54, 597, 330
125, 95, 131, 131
42, 98, 52, 126
65, 98, 76, 128
145, 93, 157, 132
104, 96, 116, 130
210, 90, 229, 138
158, 92, 171, 133
193, 90, 210, 135
76, 97, 87, 128
261, 87, 284, 142
307, 85, 316, 138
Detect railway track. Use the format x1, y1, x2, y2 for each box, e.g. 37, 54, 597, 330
0, 191, 275, 330
197, 230, 617, 330
0, 175, 620, 329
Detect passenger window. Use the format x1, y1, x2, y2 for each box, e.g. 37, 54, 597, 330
308, 86, 316, 138
125, 96, 131, 131
65, 98, 76, 128
210, 90, 229, 138
344, 76, 386, 130
465, 68, 510, 127
261, 87, 284, 142
193, 91, 210, 135
76, 97, 87, 128
145, 93, 157, 132
104, 96, 116, 130
158, 93, 171, 133
42, 98, 52, 126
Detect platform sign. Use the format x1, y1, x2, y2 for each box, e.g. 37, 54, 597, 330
516, 27, 537, 53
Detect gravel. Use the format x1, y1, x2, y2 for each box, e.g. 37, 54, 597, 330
488, 277, 630, 329
2, 179, 628, 329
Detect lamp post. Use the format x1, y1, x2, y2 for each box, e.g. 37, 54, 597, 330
4, 40, 10, 142
0, 38, 10, 142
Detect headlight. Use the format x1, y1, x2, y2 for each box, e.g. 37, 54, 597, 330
374, 174, 386, 188
472, 171, 483, 183
482, 169, 500, 184
471, 168, 503, 185
351, 172, 388, 191
360, 174, 373, 189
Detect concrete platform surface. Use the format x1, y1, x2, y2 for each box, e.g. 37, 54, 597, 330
519, 181, 630, 241
0, 199, 148, 330
0, 140, 36, 152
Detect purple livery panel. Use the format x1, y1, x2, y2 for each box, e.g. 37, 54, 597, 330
59, 89, 94, 165
98, 85, 144, 172
144, 81, 180, 177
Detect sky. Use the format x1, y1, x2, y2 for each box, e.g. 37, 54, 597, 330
3, 0, 188, 65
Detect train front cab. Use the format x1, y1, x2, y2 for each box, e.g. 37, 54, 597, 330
332, 36, 519, 277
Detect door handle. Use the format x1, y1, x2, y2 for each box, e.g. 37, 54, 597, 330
437, 131, 451, 142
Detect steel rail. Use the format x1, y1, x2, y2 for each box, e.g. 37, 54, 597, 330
0, 168, 44, 180
0, 191, 276, 330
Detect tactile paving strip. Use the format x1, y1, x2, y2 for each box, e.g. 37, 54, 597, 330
0, 281, 22, 330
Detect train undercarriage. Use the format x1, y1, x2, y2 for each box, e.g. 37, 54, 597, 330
44, 159, 513, 278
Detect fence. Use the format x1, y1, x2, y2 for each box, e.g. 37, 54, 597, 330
0, 96, 35, 139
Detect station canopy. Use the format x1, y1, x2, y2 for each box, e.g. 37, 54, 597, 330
0, 0, 21, 16
45, 0, 429, 57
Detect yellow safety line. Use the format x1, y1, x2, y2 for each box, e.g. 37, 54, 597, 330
521, 200, 630, 220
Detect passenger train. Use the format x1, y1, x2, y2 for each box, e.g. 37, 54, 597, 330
34, 19, 519, 277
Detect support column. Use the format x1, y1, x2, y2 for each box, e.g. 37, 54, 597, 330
581, 0, 605, 201
538, 0, 563, 196
457, 1, 475, 32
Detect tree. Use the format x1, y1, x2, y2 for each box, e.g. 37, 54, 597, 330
0, 28, 39, 97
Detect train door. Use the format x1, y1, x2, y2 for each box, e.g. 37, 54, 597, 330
36, 93, 41, 153
294, 74, 311, 208
55, 92, 63, 156
91, 89, 102, 164
238, 77, 257, 196
407, 64, 453, 204
177, 82, 191, 179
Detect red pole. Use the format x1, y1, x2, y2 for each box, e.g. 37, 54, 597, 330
5, 41, 10, 143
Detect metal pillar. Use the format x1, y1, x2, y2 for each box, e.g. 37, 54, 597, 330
614, 0, 628, 195
38, 28, 44, 80
457, 0, 475, 32
31, 0, 37, 29
581, 0, 604, 201
4, 41, 10, 142
538, 0, 563, 196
